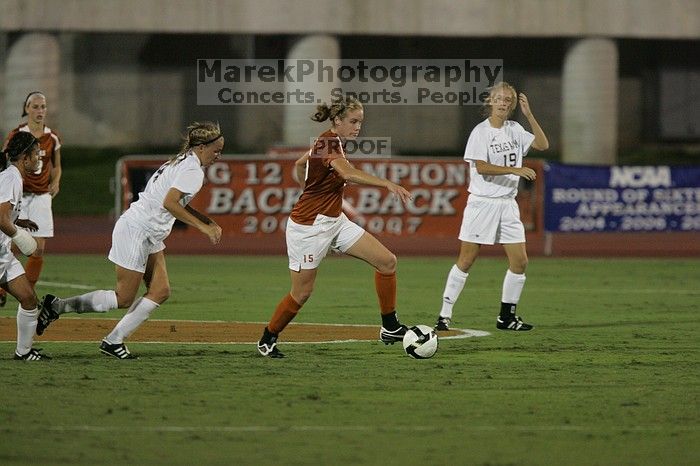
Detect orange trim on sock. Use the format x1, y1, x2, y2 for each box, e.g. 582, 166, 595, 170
374, 271, 396, 315
25, 256, 44, 289
267, 293, 302, 334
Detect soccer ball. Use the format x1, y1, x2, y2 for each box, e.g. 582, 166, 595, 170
402, 325, 439, 359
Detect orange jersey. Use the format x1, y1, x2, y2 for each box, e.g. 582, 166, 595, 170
290, 129, 347, 225
4, 125, 61, 194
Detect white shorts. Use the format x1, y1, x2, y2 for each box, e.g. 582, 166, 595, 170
20, 193, 54, 237
286, 213, 365, 271
458, 195, 525, 245
0, 250, 26, 285
108, 217, 165, 273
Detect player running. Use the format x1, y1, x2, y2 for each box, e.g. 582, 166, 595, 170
257, 95, 412, 358
433, 82, 549, 332
36, 122, 223, 359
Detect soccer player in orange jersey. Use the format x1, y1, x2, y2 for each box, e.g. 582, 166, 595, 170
257, 95, 413, 358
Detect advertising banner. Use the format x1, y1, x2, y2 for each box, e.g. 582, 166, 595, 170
544, 163, 700, 232
117, 157, 542, 243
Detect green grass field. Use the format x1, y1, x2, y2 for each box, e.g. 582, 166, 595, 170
1, 255, 698, 466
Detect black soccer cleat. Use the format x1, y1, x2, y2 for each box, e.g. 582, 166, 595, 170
99, 340, 138, 359
434, 316, 451, 331
496, 315, 533, 331
379, 324, 408, 345
36, 294, 60, 336
14, 348, 51, 361
257, 327, 285, 358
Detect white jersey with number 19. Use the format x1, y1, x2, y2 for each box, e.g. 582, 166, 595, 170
464, 119, 535, 199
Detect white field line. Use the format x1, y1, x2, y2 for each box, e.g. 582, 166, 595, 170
37, 280, 95, 290
22, 424, 696, 434
37, 279, 698, 295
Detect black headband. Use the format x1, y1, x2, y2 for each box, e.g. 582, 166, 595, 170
197, 134, 222, 146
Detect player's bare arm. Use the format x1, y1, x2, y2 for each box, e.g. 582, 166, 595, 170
184, 204, 215, 226
293, 150, 311, 188
49, 148, 62, 197
518, 93, 549, 151
330, 157, 412, 203
163, 188, 222, 244
474, 159, 536, 181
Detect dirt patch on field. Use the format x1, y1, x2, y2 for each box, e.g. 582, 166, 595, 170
0, 317, 465, 344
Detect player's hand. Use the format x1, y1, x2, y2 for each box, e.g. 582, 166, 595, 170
203, 223, 222, 245
14, 219, 39, 232
386, 182, 412, 204
513, 167, 536, 180
519, 93, 533, 118
49, 181, 60, 198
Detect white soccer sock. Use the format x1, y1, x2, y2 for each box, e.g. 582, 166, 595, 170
58, 290, 118, 314
104, 297, 159, 344
440, 264, 469, 319
502, 269, 526, 304
16, 305, 39, 356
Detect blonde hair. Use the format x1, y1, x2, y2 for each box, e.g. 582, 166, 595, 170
175, 121, 222, 161
311, 95, 363, 125
482, 82, 518, 118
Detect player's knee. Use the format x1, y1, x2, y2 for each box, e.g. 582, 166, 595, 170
20, 295, 38, 310
510, 257, 528, 274
116, 293, 137, 309
376, 253, 397, 274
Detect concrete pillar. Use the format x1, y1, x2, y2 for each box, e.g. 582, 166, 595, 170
561, 38, 618, 165
0, 33, 7, 137
283, 35, 340, 147
3, 33, 60, 133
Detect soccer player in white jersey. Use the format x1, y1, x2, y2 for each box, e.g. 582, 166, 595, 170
0, 132, 48, 360
434, 82, 549, 332
37, 122, 224, 359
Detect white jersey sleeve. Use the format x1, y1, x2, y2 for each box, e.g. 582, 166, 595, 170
513, 121, 535, 157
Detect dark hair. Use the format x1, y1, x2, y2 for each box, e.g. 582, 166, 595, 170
311, 95, 363, 124
21, 91, 46, 117
2, 132, 38, 170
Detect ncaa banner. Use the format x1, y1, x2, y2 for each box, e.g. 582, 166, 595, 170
544, 163, 700, 232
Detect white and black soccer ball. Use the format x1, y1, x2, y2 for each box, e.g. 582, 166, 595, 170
402, 325, 439, 359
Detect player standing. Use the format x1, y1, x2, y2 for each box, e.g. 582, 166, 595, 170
257, 95, 412, 358
434, 82, 549, 332
36, 122, 224, 359
0, 131, 49, 359
0, 92, 62, 309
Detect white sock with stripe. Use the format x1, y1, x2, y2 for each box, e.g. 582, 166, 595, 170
57, 290, 118, 314
16, 305, 39, 356
104, 297, 159, 344
440, 264, 469, 319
